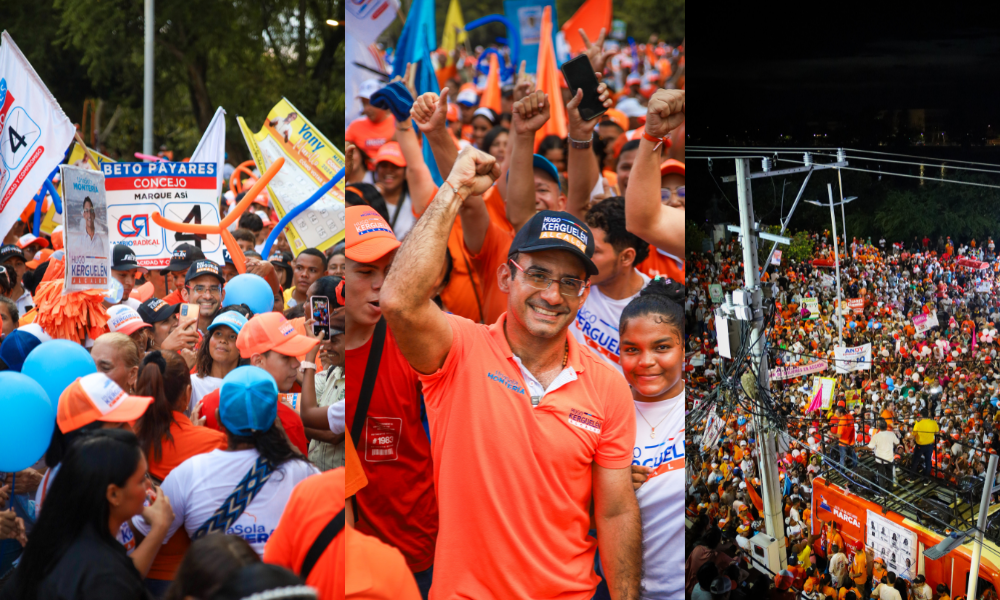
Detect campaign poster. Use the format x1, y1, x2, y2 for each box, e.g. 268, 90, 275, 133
60, 165, 110, 291
504, 0, 558, 73
834, 344, 873, 374
103, 161, 224, 269
867, 510, 917, 578
43, 142, 116, 235
813, 377, 836, 410
709, 284, 724, 304
771, 250, 782, 266
913, 312, 939, 335
803, 297, 820, 320
769, 360, 827, 382
848, 298, 864, 314
237, 99, 346, 257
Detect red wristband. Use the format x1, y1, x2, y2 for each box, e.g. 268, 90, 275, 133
642, 132, 672, 149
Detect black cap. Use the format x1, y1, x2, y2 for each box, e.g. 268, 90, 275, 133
268, 250, 293, 284
164, 243, 205, 272
138, 296, 180, 324
185, 260, 225, 285
507, 211, 598, 276
112, 244, 139, 271
0, 245, 25, 264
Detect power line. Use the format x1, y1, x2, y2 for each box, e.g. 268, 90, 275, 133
775, 157, 1000, 190
846, 147, 1000, 170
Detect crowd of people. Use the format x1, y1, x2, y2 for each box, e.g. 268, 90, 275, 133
684, 230, 1000, 600
0, 167, 349, 598
343, 22, 685, 600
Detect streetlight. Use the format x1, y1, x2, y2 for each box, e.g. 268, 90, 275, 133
806, 196, 857, 255
326, 19, 339, 26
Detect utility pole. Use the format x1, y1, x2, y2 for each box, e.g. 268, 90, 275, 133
837, 149, 849, 255
143, 0, 154, 156
735, 158, 788, 568
969, 454, 999, 600
829, 184, 844, 348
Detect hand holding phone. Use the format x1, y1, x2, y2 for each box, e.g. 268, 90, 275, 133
309, 296, 330, 339
560, 54, 609, 123
179, 303, 199, 328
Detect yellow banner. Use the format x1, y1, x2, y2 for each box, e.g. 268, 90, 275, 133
43, 143, 115, 235
237, 99, 346, 256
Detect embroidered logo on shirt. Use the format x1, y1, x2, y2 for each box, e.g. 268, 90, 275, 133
568, 408, 602, 433
486, 370, 526, 395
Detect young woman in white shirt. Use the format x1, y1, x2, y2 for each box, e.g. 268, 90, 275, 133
189, 308, 250, 410
618, 278, 686, 599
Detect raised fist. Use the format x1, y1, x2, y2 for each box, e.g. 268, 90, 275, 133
512, 90, 551, 136
446, 146, 501, 198
644, 89, 685, 139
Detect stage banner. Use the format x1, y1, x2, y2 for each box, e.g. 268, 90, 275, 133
769, 360, 827, 382
238, 98, 345, 257
867, 510, 917, 579
834, 343, 872, 373
104, 161, 223, 269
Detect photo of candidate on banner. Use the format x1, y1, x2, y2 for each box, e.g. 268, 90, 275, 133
60, 165, 110, 292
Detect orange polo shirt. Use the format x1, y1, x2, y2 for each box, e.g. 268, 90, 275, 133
264, 468, 344, 600
346, 528, 422, 600
419, 313, 635, 600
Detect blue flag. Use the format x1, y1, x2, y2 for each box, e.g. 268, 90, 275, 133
392, 0, 444, 184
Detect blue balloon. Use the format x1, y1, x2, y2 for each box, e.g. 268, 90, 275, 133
22, 340, 97, 409
224, 274, 275, 315
0, 372, 56, 472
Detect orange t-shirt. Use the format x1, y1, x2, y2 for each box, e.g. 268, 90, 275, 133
466, 218, 515, 325
345, 429, 367, 497
346, 527, 422, 600
345, 115, 396, 157
264, 468, 345, 600
637, 244, 685, 283
145, 412, 228, 580
440, 218, 487, 323
162, 287, 184, 305
418, 313, 636, 599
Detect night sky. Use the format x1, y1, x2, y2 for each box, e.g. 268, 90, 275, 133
694, 6, 1000, 146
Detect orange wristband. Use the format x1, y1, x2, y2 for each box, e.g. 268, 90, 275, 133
643, 132, 672, 149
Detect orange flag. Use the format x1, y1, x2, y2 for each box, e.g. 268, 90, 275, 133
747, 482, 765, 513
534, 6, 568, 151
481, 53, 502, 114
560, 0, 612, 55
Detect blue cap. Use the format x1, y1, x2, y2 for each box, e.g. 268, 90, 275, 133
219, 366, 278, 436
208, 311, 248, 336
505, 155, 562, 192
0, 330, 42, 372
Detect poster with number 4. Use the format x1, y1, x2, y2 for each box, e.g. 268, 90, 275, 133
104, 162, 224, 269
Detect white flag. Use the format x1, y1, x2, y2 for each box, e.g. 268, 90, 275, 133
190, 106, 227, 198
0, 31, 75, 238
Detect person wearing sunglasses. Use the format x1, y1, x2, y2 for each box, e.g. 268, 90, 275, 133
380, 146, 642, 600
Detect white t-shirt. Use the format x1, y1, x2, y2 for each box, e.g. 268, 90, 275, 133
571, 270, 651, 374
190, 374, 223, 410
387, 191, 415, 241
132, 448, 319, 556
632, 389, 685, 599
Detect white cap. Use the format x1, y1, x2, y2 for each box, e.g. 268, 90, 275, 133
19, 323, 52, 343
616, 97, 646, 118
357, 79, 383, 100
456, 89, 479, 106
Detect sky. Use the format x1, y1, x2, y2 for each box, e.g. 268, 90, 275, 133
695, 6, 1000, 143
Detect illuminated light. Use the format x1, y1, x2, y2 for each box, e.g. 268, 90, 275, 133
326, 19, 340, 26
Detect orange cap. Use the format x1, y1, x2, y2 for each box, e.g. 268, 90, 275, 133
50, 227, 64, 251
601, 109, 629, 134
660, 159, 685, 176
447, 102, 459, 122
373, 141, 406, 168
26, 248, 54, 269
345, 205, 399, 263
236, 312, 319, 359
58, 373, 154, 433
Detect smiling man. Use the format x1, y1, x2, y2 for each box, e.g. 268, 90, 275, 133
283, 248, 327, 308
343, 204, 439, 596
181, 260, 225, 333
381, 146, 642, 600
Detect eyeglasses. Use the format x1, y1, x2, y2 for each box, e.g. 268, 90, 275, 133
82, 208, 96, 215
509, 259, 589, 297
661, 186, 685, 203
188, 285, 222, 295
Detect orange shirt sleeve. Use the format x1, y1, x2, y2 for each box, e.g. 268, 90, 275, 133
345, 429, 368, 497
592, 360, 638, 469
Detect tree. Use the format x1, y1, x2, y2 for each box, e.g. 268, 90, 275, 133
7, 0, 345, 162
686, 219, 706, 260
